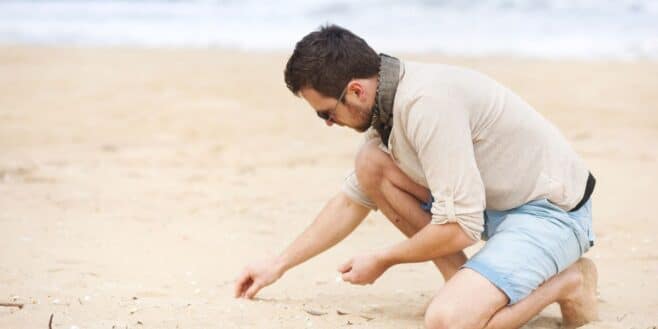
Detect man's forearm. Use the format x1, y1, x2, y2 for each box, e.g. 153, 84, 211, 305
379, 222, 475, 267
274, 192, 370, 274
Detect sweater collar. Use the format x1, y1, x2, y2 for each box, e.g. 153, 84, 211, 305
371, 54, 400, 147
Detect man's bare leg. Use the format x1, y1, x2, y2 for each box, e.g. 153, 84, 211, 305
482, 258, 598, 329
354, 140, 466, 280
423, 258, 598, 329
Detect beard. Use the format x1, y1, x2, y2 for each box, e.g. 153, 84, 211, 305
351, 104, 374, 133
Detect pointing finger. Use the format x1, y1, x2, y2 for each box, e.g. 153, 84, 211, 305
244, 281, 263, 299
234, 271, 252, 298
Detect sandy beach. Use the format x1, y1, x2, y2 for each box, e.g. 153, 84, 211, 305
0, 46, 657, 328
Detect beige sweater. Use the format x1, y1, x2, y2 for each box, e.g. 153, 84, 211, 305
343, 61, 590, 241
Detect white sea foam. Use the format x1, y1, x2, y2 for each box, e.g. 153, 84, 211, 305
0, 0, 657, 59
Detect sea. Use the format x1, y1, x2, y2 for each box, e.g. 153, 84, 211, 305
1, 0, 657, 59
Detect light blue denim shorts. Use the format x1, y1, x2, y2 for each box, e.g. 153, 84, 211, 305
436, 198, 594, 305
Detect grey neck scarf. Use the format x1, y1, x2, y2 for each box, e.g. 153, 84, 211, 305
370, 53, 400, 147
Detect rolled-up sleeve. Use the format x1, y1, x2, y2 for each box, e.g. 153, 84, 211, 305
342, 170, 378, 210
405, 96, 485, 241
341, 129, 381, 210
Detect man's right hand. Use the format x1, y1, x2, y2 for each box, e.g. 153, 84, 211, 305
233, 193, 369, 300
234, 258, 285, 299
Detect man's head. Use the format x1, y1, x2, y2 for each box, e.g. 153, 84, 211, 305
284, 25, 380, 132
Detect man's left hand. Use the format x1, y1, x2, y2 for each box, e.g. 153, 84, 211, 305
338, 252, 392, 285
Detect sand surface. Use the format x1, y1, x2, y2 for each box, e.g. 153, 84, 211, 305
0, 47, 657, 328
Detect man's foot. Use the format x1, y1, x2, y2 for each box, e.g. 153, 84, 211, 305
557, 258, 599, 329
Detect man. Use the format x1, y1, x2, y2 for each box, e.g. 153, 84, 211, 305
234, 25, 598, 329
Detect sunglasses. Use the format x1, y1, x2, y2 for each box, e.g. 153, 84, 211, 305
316, 86, 348, 121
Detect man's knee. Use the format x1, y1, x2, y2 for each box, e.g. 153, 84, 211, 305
354, 140, 392, 192
424, 303, 459, 329
424, 301, 488, 329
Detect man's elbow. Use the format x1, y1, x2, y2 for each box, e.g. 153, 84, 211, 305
460, 230, 479, 249
431, 221, 479, 253
436, 213, 482, 250
452, 224, 478, 250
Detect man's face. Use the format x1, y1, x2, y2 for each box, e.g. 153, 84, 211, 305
300, 85, 372, 133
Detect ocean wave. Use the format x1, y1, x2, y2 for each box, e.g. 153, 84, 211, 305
0, 0, 656, 59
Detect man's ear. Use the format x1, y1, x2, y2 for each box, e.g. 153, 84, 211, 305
347, 81, 365, 100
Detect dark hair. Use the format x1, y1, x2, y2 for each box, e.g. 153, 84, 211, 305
284, 24, 380, 99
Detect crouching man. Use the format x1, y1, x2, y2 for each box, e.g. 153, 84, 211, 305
235, 25, 598, 329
